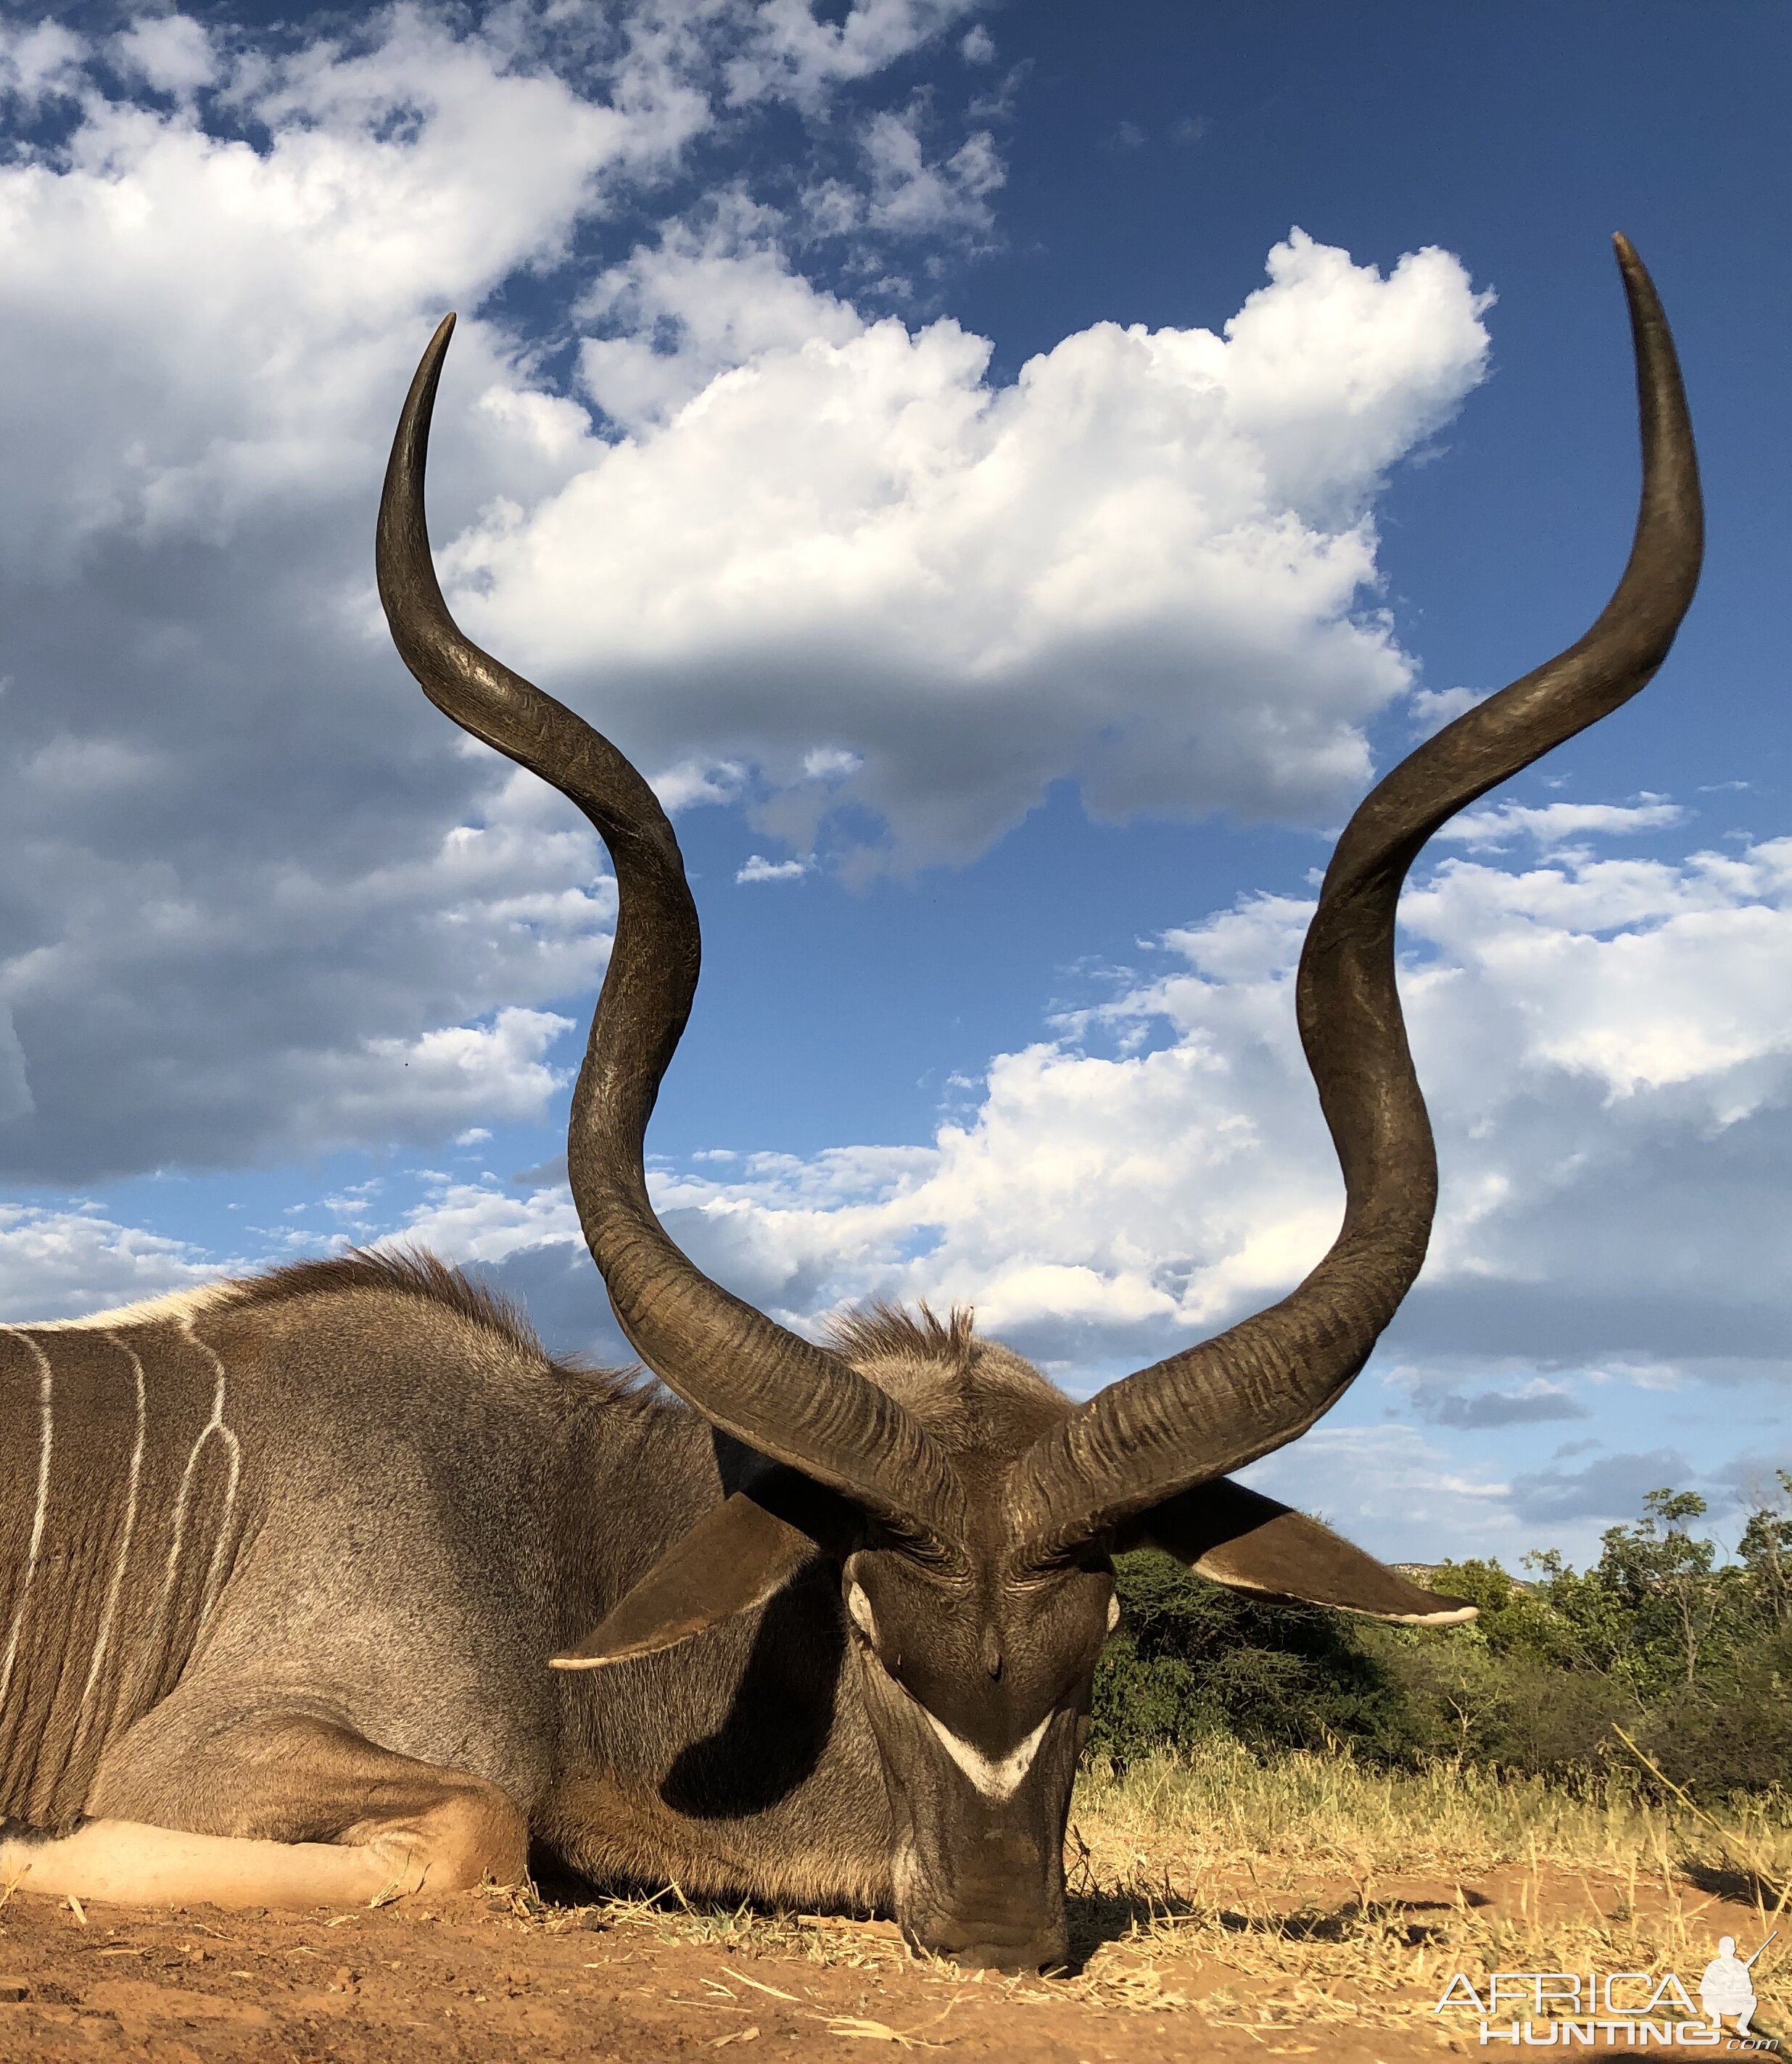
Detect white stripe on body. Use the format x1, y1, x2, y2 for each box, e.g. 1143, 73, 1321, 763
182, 1318, 241, 1633
133, 1314, 244, 1685
67, 1335, 147, 1763
0, 1332, 54, 1714
922, 1710, 1052, 1803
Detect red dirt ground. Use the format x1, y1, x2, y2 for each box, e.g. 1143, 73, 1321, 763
0, 1865, 1779, 2063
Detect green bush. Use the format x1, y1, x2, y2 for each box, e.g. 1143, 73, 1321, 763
1089, 1548, 1412, 1767
1087, 1475, 1792, 1798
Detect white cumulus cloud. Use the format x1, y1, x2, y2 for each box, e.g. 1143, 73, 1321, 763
458, 228, 1491, 872
1440, 796, 1686, 851
0, 6, 1005, 1181
0, 1203, 228, 1322
494, 816, 1792, 1404
0, 10, 1485, 1197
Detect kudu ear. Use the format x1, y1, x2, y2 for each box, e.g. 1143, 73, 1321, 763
1125, 1479, 1477, 1627
550, 1475, 851, 1670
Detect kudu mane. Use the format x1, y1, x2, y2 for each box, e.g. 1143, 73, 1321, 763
827, 1300, 978, 1371
825, 1302, 1073, 1459
239, 1252, 1002, 1431
231, 1248, 545, 1359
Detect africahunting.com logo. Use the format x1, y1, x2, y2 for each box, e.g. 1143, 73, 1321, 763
1435, 1931, 1778, 2048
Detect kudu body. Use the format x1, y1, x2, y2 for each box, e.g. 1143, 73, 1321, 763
1, 240, 1700, 1970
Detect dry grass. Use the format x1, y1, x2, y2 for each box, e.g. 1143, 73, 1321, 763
494, 1743, 1792, 2039
1074, 1734, 1792, 1885
1060, 1741, 1792, 2032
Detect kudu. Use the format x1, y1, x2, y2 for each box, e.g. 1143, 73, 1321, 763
0, 238, 1699, 1971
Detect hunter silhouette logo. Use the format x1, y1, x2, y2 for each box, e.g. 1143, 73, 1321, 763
1701, 1935, 1772, 2039
1434, 1929, 1780, 2048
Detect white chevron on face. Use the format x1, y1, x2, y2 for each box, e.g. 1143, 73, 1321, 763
922, 1709, 1052, 1802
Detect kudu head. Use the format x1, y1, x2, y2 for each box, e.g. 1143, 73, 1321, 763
376, 237, 1700, 1972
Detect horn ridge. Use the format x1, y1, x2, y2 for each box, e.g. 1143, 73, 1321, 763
1009, 235, 1704, 1560
375, 314, 965, 1548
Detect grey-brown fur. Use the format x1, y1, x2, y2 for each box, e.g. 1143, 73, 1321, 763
0, 1310, 248, 1828
1, 1256, 900, 1907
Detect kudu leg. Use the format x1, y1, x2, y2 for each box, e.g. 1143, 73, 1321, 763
1, 1711, 527, 1910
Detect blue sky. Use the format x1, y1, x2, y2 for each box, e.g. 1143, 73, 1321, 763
0, 1, 1786, 1569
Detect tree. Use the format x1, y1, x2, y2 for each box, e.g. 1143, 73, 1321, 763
1576, 1488, 1720, 1693
1737, 1469, 1792, 1633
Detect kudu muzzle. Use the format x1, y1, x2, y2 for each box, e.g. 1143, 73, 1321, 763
875, 1693, 1086, 1971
